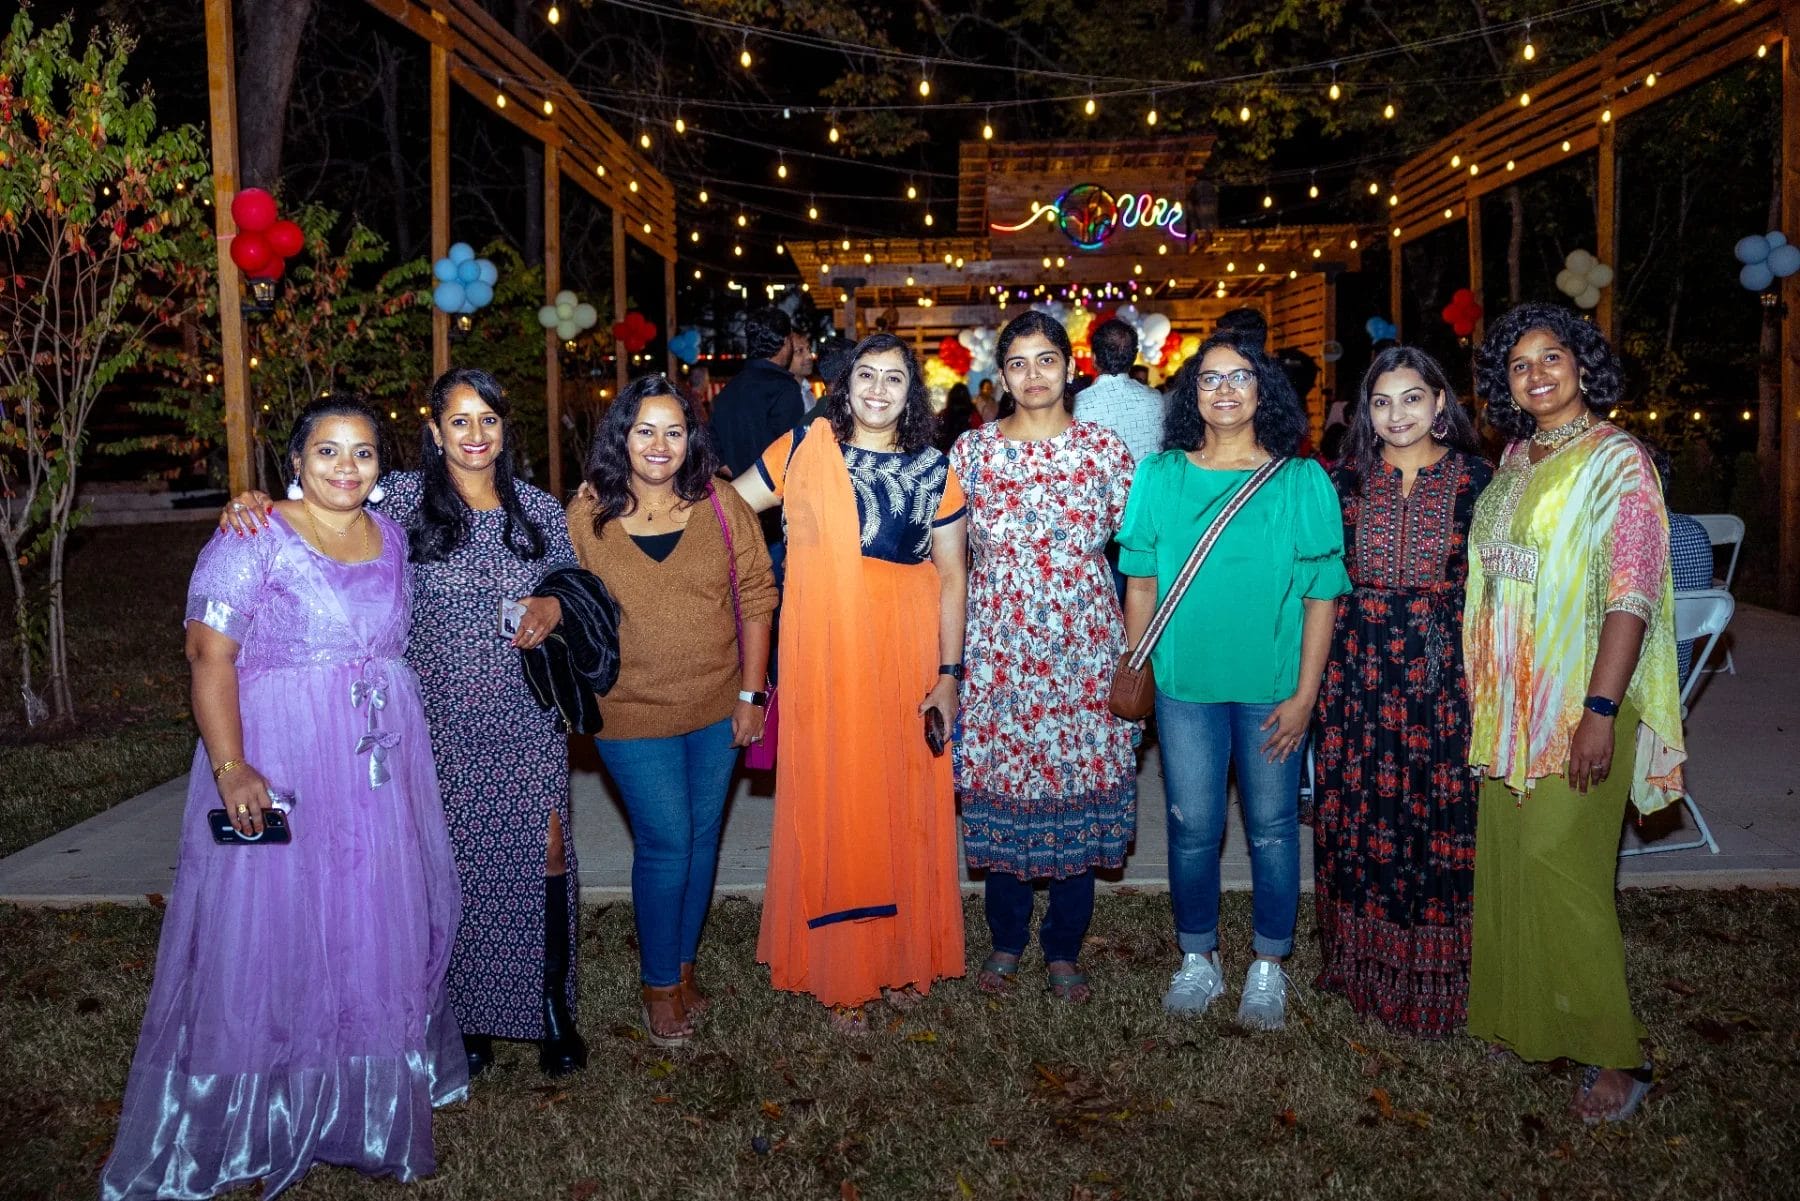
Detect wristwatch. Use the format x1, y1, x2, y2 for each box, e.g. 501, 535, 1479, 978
1583, 694, 1620, 718
738, 690, 769, 707
938, 663, 965, 682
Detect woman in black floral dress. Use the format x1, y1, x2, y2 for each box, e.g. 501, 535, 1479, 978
1312, 346, 1492, 1037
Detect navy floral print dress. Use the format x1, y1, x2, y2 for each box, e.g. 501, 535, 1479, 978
1312, 451, 1493, 1037
377, 472, 579, 1041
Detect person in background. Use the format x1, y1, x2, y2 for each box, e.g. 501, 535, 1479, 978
1214, 307, 1269, 352
1129, 365, 1151, 386
1645, 444, 1714, 682
104, 397, 466, 1200
803, 337, 857, 424
220, 369, 586, 1078
788, 328, 818, 409
1464, 302, 1685, 1124
935, 381, 983, 451
568, 375, 775, 1047
709, 307, 802, 479
976, 377, 1000, 423
1076, 319, 1165, 465
687, 365, 715, 423
951, 310, 1137, 1003
1118, 336, 1349, 1031
1312, 346, 1492, 1038
733, 333, 969, 1035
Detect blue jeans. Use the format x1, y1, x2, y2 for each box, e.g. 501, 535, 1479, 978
1155, 694, 1303, 959
984, 869, 1096, 965
596, 717, 737, 987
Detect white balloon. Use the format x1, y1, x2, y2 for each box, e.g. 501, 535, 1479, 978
574, 303, 598, 329
1141, 314, 1172, 347
1555, 269, 1583, 296
555, 300, 575, 321
1565, 249, 1596, 274
556, 319, 579, 340
1586, 263, 1614, 288
555, 289, 578, 307
537, 304, 559, 328
1575, 286, 1601, 310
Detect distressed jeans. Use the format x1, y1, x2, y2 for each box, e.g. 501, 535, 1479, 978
1154, 694, 1303, 958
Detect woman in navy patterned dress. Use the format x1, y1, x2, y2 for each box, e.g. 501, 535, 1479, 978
222, 368, 585, 1075
1311, 346, 1492, 1037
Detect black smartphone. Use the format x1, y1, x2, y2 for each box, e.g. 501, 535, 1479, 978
207, 808, 291, 845
924, 707, 947, 757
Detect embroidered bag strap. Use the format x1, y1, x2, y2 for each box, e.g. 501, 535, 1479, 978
1125, 456, 1288, 672
707, 484, 745, 671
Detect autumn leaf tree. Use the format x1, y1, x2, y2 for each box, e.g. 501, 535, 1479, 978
0, 11, 208, 724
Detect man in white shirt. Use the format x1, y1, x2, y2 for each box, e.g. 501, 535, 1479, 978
1075, 320, 1165, 463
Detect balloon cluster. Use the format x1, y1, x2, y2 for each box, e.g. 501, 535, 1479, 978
670, 328, 702, 365
537, 291, 599, 342
1364, 316, 1398, 343
937, 336, 973, 375
612, 311, 659, 354
432, 242, 500, 314
1440, 288, 1484, 338
1554, 250, 1614, 310
957, 327, 998, 375
1735, 231, 1800, 291
227, 188, 304, 279
1115, 304, 1175, 365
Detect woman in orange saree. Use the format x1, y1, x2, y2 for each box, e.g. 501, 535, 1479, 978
734, 333, 969, 1032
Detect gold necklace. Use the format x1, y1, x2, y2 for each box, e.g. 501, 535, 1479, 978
636, 492, 682, 524
1530, 409, 1594, 449
302, 501, 370, 560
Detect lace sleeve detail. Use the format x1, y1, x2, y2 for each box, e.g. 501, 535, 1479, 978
183, 528, 275, 644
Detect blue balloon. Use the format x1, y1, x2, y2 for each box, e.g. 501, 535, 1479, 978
456, 258, 480, 284
1740, 261, 1776, 292
1735, 235, 1771, 265
1769, 243, 1800, 279
669, 327, 701, 365
448, 241, 475, 264
463, 280, 493, 308
476, 258, 499, 286
432, 257, 458, 283
459, 299, 477, 314
433, 280, 467, 312
1768, 231, 1789, 248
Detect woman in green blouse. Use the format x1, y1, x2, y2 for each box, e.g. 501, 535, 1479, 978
1119, 334, 1349, 1030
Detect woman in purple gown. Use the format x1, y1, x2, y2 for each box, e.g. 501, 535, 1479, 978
102, 398, 467, 1200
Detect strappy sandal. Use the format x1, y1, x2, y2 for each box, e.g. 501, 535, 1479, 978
1046, 964, 1092, 1004
977, 952, 1021, 994
641, 984, 694, 1048
678, 963, 710, 1022
827, 1004, 870, 1036
1574, 1062, 1654, 1125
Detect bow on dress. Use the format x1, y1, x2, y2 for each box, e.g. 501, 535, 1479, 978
351, 664, 402, 788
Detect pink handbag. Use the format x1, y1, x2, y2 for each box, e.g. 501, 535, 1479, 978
709, 486, 777, 770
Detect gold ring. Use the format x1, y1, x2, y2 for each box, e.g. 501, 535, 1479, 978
235, 803, 250, 815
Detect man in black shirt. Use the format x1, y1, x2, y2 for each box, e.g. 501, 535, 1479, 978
709, 307, 802, 478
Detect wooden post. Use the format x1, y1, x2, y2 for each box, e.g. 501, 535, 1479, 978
430, 42, 450, 378
1320, 272, 1338, 439
612, 209, 629, 395
663, 255, 677, 379
1595, 119, 1620, 345
203, 0, 253, 494
544, 145, 563, 499
1782, 6, 1800, 611
1466, 197, 1486, 345
1389, 238, 1404, 339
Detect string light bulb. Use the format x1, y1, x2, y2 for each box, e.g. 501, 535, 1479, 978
918, 61, 931, 98
674, 116, 687, 135
1519, 92, 1531, 107
547, 4, 560, 25
1238, 104, 1251, 123
698, 186, 708, 203
690, 230, 699, 243
924, 211, 935, 227
733, 244, 743, 256
1309, 174, 1320, 199
777, 157, 788, 179
840, 236, 851, 251
1368, 181, 1380, 195
982, 110, 994, 140
1645, 72, 1657, 87
1084, 94, 1096, 117
1383, 98, 1396, 120
639, 131, 651, 149
828, 120, 840, 144
775, 243, 784, 255
739, 41, 752, 70
736, 212, 748, 227
495, 88, 507, 108
808, 197, 819, 220
1328, 65, 1340, 102
1522, 22, 1535, 61
906, 181, 918, 200
1263, 193, 1274, 209
1146, 100, 1158, 126
542, 98, 554, 116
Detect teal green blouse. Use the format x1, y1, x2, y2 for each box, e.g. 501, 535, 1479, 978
1117, 450, 1350, 704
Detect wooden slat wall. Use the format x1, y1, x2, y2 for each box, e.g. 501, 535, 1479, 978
1267, 274, 1330, 423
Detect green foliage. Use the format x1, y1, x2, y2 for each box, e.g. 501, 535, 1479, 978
0, 8, 209, 722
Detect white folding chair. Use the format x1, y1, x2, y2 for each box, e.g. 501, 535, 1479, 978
1690, 514, 1744, 674
1620, 587, 1732, 857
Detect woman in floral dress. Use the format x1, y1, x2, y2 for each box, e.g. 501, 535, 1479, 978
951, 309, 1138, 1002
1312, 345, 1491, 1037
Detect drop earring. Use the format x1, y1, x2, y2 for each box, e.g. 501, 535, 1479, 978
286, 479, 304, 501
368, 483, 386, 505
1431, 412, 1450, 440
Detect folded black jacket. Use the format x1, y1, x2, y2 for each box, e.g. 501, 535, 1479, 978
519, 567, 622, 735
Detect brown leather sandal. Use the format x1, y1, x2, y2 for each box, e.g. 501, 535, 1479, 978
641, 984, 694, 1047
678, 963, 710, 1021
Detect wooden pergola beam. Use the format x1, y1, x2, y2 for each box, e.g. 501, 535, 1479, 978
430, 41, 449, 378
1783, 0, 1800, 611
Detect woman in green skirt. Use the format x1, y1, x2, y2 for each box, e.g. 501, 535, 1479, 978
1464, 303, 1686, 1124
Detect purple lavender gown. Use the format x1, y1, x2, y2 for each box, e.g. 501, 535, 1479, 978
100, 511, 468, 1201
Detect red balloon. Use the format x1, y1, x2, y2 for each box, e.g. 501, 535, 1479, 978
229, 231, 274, 275
230, 187, 278, 234
255, 253, 286, 281
266, 219, 304, 259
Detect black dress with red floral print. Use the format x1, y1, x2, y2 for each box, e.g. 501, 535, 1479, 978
1312, 450, 1493, 1037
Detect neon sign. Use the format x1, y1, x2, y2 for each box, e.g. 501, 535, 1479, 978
990, 183, 1188, 250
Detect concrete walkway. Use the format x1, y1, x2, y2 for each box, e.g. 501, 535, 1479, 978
3, 606, 1797, 906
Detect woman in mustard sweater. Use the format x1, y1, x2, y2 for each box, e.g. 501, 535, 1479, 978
567, 374, 776, 1047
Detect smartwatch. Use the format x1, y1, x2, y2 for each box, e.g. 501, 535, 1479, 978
938, 663, 965, 682
1582, 694, 1620, 718
738, 690, 769, 707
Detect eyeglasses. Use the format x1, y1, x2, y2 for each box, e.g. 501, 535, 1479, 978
1197, 369, 1254, 392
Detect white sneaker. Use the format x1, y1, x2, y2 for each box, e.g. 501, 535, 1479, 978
1162, 952, 1225, 1014
1236, 959, 1288, 1030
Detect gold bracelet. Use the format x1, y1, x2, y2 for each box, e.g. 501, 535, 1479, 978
212, 759, 245, 781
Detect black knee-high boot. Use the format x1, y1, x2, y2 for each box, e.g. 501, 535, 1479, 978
540, 875, 587, 1076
